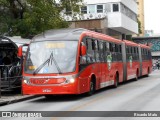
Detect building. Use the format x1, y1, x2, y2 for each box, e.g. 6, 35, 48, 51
133, 36, 160, 60
63, 0, 138, 39
145, 30, 154, 37
136, 0, 145, 36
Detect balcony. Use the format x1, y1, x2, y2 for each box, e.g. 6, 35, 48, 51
107, 12, 138, 34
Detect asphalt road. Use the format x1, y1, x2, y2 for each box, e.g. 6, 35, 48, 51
1, 70, 160, 120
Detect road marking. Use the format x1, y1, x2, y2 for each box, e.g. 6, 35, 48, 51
51, 94, 110, 120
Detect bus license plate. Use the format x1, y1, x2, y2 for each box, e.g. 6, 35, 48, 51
42, 89, 52, 93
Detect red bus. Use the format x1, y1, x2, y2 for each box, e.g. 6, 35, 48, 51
18, 28, 152, 97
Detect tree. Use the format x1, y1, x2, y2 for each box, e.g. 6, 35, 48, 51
138, 19, 142, 35
0, 0, 82, 38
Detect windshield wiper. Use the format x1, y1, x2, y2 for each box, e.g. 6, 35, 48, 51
33, 52, 62, 75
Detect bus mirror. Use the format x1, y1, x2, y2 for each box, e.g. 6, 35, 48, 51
81, 45, 87, 56
18, 46, 23, 57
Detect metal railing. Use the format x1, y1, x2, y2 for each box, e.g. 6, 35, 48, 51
0, 65, 22, 91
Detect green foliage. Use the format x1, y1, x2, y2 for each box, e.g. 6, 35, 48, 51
0, 0, 82, 38
138, 19, 142, 34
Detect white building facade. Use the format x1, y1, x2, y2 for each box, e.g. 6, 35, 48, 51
64, 0, 138, 39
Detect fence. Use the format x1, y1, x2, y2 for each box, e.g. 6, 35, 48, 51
0, 65, 22, 91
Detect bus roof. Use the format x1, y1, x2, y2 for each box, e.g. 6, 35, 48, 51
0, 36, 30, 47
32, 28, 123, 44
123, 40, 139, 46
139, 43, 151, 49
7, 36, 30, 46
32, 28, 87, 42
86, 31, 122, 43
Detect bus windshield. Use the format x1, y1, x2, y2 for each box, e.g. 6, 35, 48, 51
24, 41, 78, 74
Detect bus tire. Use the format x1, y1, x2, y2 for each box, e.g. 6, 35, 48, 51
87, 77, 96, 96
135, 69, 139, 81
113, 73, 119, 88
146, 67, 150, 77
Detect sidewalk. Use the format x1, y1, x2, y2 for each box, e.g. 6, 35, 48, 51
0, 90, 38, 106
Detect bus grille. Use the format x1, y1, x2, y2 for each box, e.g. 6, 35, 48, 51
30, 78, 66, 84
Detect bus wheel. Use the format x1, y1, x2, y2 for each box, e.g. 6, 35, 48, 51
135, 70, 139, 81
87, 78, 95, 96
146, 68, 150, 77
113, 74, 119, 88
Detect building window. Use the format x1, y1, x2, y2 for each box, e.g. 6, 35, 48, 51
88, 5, 96, 13
113, 4, 119, 12
97, 5, 103, 13
65, 6, 72, 15
81, 6, 87, 14
120, 3, 137, 22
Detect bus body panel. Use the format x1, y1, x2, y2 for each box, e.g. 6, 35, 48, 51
23, 81, 79, 95
126, 61, 139, 80
109, 62, 123, 83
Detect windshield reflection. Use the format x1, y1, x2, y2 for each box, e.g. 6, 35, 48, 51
24, 41, 78, 74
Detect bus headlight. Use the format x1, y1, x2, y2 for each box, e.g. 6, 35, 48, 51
23, 79, 30, 84
69, 78, 75, 83
23, 77, 30, 84
64, 75, 76, 84
65, 78, 75, 84
23, 80, 28, 84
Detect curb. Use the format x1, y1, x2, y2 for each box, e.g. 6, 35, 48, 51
0, 95, 40, 106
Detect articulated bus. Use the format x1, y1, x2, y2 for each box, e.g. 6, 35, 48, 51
18, 28, 152, 97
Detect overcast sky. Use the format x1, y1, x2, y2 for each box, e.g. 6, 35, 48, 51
144, 0, 160, 33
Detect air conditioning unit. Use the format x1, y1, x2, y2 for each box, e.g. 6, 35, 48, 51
89, 14, 93, 18
66, 16, 70, 21
65, 16, 72, 21
97, 14, 102, 18
81, 15, 85, 20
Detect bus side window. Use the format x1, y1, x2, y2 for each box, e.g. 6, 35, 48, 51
99, 41, 104, 62
134, 47, 136, 60
129, 46, 131, 54
103, 42, 106, 62
103, 42, 108, 62
115, 44, 118, 52
127, 46, 131, 62
132, 47, 134, 60
94, 40, 100, 62
80, 38, 87, 64
87, 38, 95, 63
112, 43, 115, 52
109, 43, 113, 52
97, 40, 100, 51
114, 44, 118, 61
92, 40, 96, 50
106, 42, 110, 52
119, 45, 122, 53
118, 44, 122, 61
142, 48, 144, 60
